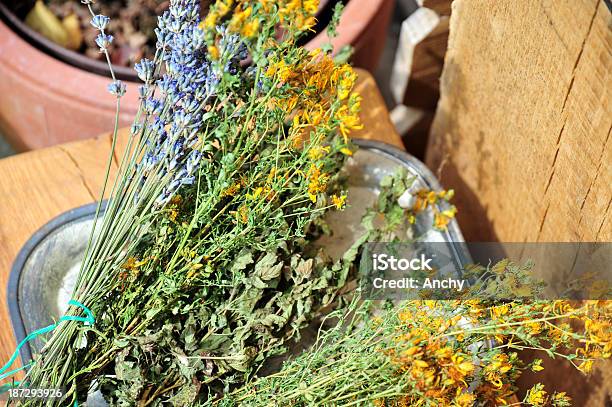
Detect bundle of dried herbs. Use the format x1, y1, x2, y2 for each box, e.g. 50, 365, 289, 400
19, 0, 365, 404
216, 281, 611, 406
212, 171, 610, 407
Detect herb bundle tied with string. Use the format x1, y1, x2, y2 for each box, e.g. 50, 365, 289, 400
19, 0, 362, 404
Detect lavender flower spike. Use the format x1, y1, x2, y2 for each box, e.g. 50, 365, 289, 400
108, 80, 127, 97
135, 59, 155, 83
91, 15, 110, 31
95, 34, 113, 51
145, 0, 247, 207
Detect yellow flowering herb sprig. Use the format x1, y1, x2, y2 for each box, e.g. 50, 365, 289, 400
217, 264, 611, 407
211, 173, 610, 407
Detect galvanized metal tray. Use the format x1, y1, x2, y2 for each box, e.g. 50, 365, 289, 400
8, 139, 469, 366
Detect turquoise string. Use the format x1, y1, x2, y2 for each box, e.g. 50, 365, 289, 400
0, 300, 94, 382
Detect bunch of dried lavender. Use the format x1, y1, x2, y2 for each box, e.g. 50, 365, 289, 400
20, 0, 364, 405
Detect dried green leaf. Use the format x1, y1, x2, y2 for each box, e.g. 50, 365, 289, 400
254, 253, 283, 281
231, 251, 254, 273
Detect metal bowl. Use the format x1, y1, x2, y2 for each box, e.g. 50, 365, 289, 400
8, 139, 468, 365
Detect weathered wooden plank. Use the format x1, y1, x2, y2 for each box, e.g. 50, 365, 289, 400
427, 1, 611, 404
353, 71, 406, 149
428, 0, 611, 243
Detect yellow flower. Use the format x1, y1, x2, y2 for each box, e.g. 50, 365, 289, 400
307, 71, 330, 93
308, 145, 330, 160
201, 0, 234, 29
439, 189, 455, 200
491, 304, 509, 320
331, 194, 347, 210
339, 147, 353, 156
229, 5, 252, 33
526, 384, 548, 406
302, 102, 326, 126
426, 191, 437, 203
527, 321, 543, 335
306, 163, 329, 202
260, 0, 275, 12
531, 358, 545, 372
577, 359, 593, 373
266, 60, 294, 82
413, 360, 429, 368
484, 371, 503, 388
241, 19, 260, 38
431, 204, 457, 231
208, 45, 220, 60
247, 187, 263, 200
283, 95, 299, 113
279, 0, 320, 31
203, 11, 219, 29
452, 354, 475, 376
303, 0, 319, 14
266, 167, 278, 184
453, 392, 475, 407
552, 392, 571, 406
216, 0, 233, 17
236, 204, 249, 223
433, 210, 453, 231
222, 182, 241, 197
348, 92, 362, 114
168, 209, 179, 221
336, 105, 363, 142
336, 65, 357, 100
122, 256, 147, 271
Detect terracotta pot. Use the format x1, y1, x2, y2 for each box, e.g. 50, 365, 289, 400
0, 19, 140, 151
0, 0, 392, 151
307, 0, 394, 72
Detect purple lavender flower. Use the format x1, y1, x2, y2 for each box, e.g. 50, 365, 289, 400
144, 98, 162, 115
185, 150, 202, 174
90, 15, 110, 31
108, 80, 126, 97
135, 59, 155, 83
95, 34, 113, 51
138, 85, 149, 100
137, 0, 246, 206
216, 27, 248, 75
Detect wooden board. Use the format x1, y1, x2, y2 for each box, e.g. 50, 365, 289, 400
427, 1, 611, 404
428, 0, 611, 243
0, 70, 403, 381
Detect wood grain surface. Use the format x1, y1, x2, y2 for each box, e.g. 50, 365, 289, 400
0, 70, 403, 381
428, 0, 611, 243
427, 1, 611, 404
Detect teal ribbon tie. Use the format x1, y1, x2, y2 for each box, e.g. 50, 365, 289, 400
0, 300, 95, 382
63, 300, 95, 326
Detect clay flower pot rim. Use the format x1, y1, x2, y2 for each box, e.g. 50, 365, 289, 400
0, 0, 391, 150
0, 2, 136, 80
0, 0, 343, 82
